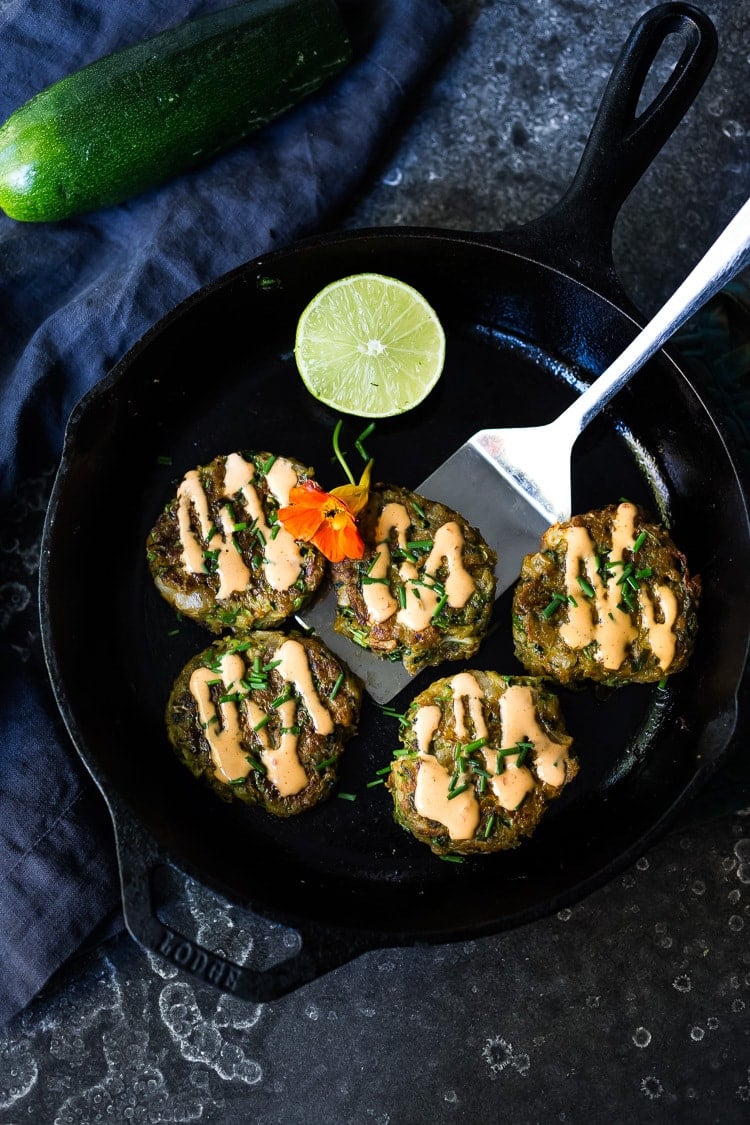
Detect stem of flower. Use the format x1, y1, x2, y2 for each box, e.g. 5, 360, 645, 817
332, 419, 356, 486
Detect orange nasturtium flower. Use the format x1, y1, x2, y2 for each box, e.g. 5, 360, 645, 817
278, 461, 373, 563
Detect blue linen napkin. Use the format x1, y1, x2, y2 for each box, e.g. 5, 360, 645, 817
0, 0, 454, 1027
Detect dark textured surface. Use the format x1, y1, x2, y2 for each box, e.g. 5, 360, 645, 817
2, 0, 750, 1121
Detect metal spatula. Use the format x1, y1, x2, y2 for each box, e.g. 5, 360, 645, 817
303, 196, 750, 703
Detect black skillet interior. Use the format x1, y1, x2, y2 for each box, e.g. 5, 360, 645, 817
43, 227, 749, 933
39, 3, 750, 992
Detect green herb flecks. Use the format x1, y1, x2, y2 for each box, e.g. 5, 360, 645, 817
542, 592, 577, 619
329, 670, 344, 701
315, 755, 338, 771
355, 422, 376, 461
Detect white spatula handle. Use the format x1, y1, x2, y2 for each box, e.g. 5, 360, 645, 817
560, 195, 750, 438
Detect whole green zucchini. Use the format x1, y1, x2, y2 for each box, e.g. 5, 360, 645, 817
0, 0, 351, 222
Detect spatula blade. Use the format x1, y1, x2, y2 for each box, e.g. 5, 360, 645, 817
301, 441, 551, 705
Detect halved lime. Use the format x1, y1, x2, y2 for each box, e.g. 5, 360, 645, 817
294, 273, 446, 418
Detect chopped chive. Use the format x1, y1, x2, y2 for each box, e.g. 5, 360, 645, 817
440, 854, 464, 864
577, 575, 595, 598
432, 592, 448, 619
448, 766, 461, 792
464, 737, 487, 752
397, 585, 407, 610
635, 566, 653, 579
381, 706, 408, 727
362, 575, 390, 585
516, 746, 529, 768
167, 628, 180, 637
406, 539, 433, 551
233, 521, 248, 531
206, 526, 218, 542
657, 678, 668, 690
202, 715, 219, 729
316, 755, 338, 771
355, 422, 376, 460
245, 755, 266, 774
253, 553, 262, 568
632, 530, 647, 553
483, 814, 495, 839
329, 670, 344, 700
271, 691, 294, 709
412, 500, 427, 522
228, 640, 253, 652
262, 659, 282, 672
366, 778, 385, 788
447, 783, 470, 800
253, 715, 270, 732
228, 776, 248, 786
542, 593, 566, 619
365, 554, 380, 576
280, 725, 301, 736
218, 692, 242, 704
206, 678, 223, 686
471, 765, 492, 779
261, 454, 277, 474
255, 527, 266, 546
156, 454, 173, 466
337, 791, 357, 801
376, 766, 392, 776
478, 775, 487, 794
271, 524, 281, 540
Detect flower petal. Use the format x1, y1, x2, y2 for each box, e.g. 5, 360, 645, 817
331, 459, 373, 516
313, 518, 364, 562
277, 479, 365, 562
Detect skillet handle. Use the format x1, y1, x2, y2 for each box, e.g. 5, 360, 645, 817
504, 2, 717, 307
108, 793, 380, 1002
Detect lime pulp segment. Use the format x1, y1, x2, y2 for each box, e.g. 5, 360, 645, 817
294, 273, 446, 418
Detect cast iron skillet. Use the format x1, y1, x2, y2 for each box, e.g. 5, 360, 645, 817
40, 3, 750, 1001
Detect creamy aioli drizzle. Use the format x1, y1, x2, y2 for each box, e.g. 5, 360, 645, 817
557, 501, 677, 671
363, 502, 476, 630
414, 753, 480, 841
411, 673, 572, 836
189, 639, 334, 797
177, 454, 304, 599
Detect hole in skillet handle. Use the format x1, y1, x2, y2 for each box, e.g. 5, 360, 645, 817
495, 2, 718, 307
107, 792, 383, 1002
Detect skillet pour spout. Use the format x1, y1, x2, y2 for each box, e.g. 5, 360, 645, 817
40, 3, 750, 1003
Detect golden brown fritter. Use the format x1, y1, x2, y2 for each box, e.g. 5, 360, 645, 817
147, 451, 325, 633
512, 501, 700, 685
166, 630, 362, 816
331, 483, 497, 675
387, 670, 577, 856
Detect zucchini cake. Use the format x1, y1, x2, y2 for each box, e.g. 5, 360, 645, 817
512, 501, 700, 685
330, 483, 497, 675
387, 671, 577, 856
147, 451, 325, 632
166, 631, 362, 816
